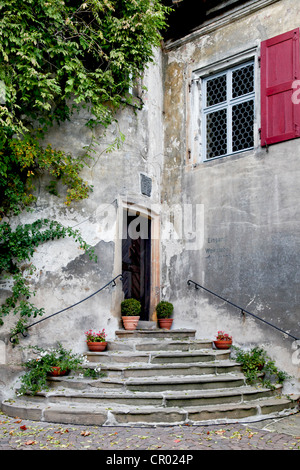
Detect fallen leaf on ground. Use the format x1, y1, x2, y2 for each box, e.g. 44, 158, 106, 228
55, 429, 69, 434
24, 440, 37, 446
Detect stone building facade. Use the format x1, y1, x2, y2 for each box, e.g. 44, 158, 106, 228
1, 0, 300, 393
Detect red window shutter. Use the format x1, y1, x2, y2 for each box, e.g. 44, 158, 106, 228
260, 28, 300, 146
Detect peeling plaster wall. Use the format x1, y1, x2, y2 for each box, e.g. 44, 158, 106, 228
1, 48, 164, 362
162, 0, 300, 388
1, 1, 300, 392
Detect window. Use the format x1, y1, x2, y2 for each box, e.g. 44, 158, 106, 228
190, 28, 300, 164
202, 61, 255, 160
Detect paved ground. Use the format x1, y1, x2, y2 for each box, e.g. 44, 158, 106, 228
1, 411, 300, 453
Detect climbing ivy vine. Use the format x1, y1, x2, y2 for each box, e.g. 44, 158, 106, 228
0, 0, 170, 216
0, 219, 97, 340
0, 0, 171, 337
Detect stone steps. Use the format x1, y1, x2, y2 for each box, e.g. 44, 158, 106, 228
1, 328, 298, 426
85, 349, 230, 365
2, 395, 296, 427
15, 381, 283, 407
98, 360, 242, 378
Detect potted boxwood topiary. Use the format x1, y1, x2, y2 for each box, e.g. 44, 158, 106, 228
121, 298, 141, 330
156, 300, 174, 329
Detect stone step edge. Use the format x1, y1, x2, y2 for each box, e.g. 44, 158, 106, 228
106, 371, 247, 384
84, 350, 230, 359
2, 396, 297, 427
94, 359, 241, 371
114, 329, 197, 339
22, 383, 283, 400
47, 372, 248, 387
107, 339, 213, 352
33, 374, 268, 398
80, 358, 239, 369
85, 349, 228, 355
109, 337, 211, 343
115, 329, 197, 334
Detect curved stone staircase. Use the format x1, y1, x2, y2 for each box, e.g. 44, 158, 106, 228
2, 328, 298, 426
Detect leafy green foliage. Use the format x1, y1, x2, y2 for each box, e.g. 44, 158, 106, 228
0, 0, 170, 216
121, 298, 141, 316
156, 300, 174, 318
232, 346, 290, 388
0, 0, 170, 338
18, 343, 86, 395
0, 0, 169, 132
18, 342, 105, 394
0, 134, 93, 216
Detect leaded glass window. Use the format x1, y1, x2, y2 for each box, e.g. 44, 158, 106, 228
203, 61, 255, 160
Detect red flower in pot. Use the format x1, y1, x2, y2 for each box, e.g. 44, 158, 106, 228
85, 328, 107, 351
214, 331, 232, 349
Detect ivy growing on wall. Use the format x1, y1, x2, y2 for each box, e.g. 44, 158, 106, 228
0, 219, 97, 340
0, 0, 170, 216
0, 0, 170, 337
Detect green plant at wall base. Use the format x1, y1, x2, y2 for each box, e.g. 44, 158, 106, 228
156, 301, 174, 318
121, 298, 141, 316
82, 366, 106, 379
18, 343, 85, 396
232, 346, 290, 388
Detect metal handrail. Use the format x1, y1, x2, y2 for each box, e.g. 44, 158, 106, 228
187, 279, 299, 341
10, 274, 123, 343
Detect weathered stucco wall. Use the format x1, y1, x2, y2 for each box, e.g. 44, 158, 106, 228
162, 0, 300, 388
1, 0, 299, 393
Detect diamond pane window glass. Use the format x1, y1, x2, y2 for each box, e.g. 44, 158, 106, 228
203, 60, 255, 160
206, 74, 227, 106
232, 63, 254, 98
206, 109, 227, 158
232, 100, 254, 152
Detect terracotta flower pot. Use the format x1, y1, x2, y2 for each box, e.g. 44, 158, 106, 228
87, 341, 107, 352
158, 318, 173, 330
48, 366, 67, 376
214, 340, 232, 349
122, 316, 140, 330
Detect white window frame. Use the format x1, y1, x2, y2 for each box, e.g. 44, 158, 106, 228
202, 61, 255, 160
189, 47, 259, 164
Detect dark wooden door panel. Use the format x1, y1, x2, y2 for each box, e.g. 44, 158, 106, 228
122, 211, 151, 321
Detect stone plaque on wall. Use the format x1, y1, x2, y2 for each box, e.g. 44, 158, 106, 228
140, 174, 152, 197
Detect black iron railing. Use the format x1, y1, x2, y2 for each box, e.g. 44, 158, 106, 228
10, 274, 123, 344
187, 279, 299, 341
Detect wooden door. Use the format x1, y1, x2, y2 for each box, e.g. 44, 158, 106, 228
122, 211, 151, 321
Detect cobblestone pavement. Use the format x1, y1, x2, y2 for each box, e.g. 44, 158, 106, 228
1, 411, 300, 454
